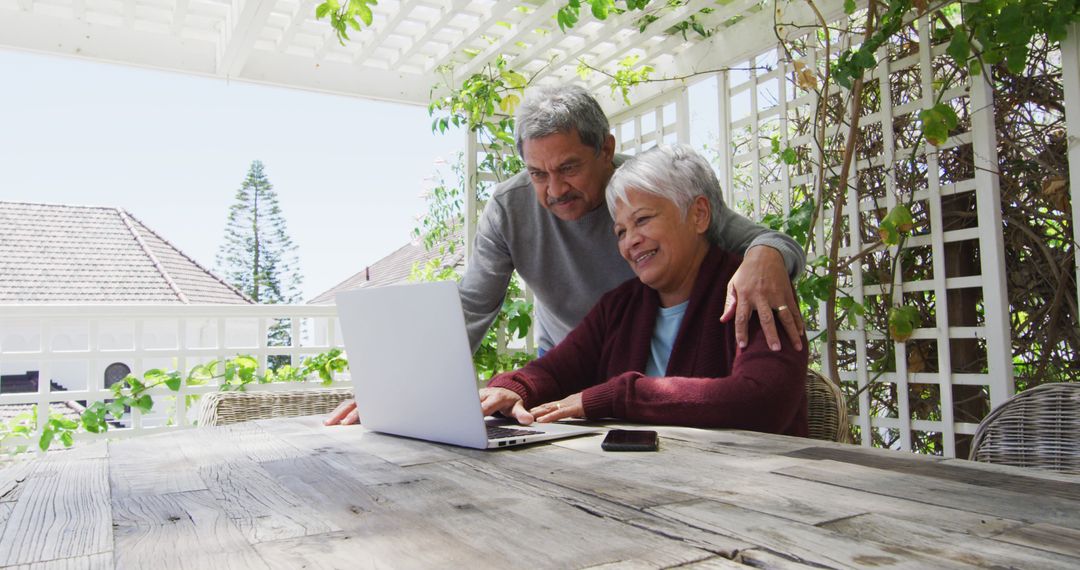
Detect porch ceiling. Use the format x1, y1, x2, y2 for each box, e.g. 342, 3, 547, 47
0, 0, 818, 113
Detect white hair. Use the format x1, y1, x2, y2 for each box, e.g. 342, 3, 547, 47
606, 144, 724, 244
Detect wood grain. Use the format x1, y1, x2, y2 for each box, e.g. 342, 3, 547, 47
989, 522, 1080, 559
775, 459, 1080, 530
0, 459, 36, 503
0, 459, 111, 567
258, 451, 715, 568
5, 551, 112, 570
650, 498, 969, 569
111, 489, 268, 570
824, 512, 1080, 569
107, 437, 205, 497
0, 420, 1077, 568
199, 458, 339, 544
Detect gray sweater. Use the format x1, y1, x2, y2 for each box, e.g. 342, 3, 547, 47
459, 157, 806, 352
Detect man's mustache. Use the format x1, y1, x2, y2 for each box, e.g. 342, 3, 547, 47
547, 192, 582, 207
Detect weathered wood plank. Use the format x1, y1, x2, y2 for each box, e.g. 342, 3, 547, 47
735, 549, 832, 570
200, 458, 339, 544
775, 459, 1080, 530
108, 437, 205, 497
650, 499, 970, 569
484, 438, 1018, 537
220, 421, 309, 463
259, 452, 715, 568
0, 459, 36, 503
5, 551, 112, 570
320, 426, 468, 467
941, 457, 1080, 484
253, 529, 496, 569
824, 512, 1080, 569
458, 457, 752, 559
655, 555, 750, 569
0, 460, 111, 567
0, 501, 13, 529
111, 489, 268, 569
989, 522, 1080, 559
786, 446, 1080, 501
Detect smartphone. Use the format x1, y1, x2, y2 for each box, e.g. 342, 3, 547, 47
601, 429, 659, 452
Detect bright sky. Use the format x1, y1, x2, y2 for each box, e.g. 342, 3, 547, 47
0, 49, 465, 302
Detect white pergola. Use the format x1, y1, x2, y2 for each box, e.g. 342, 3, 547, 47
0, 0, 829, 113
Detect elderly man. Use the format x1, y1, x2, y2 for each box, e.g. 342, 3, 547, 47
327, 86, 804, 426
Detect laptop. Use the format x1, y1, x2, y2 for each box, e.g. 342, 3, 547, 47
335, 281, 601, 449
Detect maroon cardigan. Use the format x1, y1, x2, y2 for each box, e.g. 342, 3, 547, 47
488, 246, 809, 436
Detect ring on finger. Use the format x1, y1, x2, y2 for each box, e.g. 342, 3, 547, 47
775, 305, 789, 312
555, 402, 562, 410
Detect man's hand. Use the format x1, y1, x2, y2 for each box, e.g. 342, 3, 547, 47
721, 245, 804, 351
325, 398, 360, 426
479, 387, 534, 425
529, 393, 584, 423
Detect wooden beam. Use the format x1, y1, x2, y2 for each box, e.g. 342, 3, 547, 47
355, 0, 416, 67
453, 1, 561, 80
424, 0, 518, 73
216, 0, 277, 77
518, 0, 712, 81
171, 0, 190, 36
389, 0, 467, 69
277, 0, 318, 52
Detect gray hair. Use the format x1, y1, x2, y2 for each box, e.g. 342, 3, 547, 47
515, 85, 610, 156
606, 144, 725, 244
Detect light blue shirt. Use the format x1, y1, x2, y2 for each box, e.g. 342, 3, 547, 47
645, 301, 689, 377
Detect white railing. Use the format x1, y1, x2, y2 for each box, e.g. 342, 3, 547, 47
0, 304, 350, 442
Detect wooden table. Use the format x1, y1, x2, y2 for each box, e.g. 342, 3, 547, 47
1, 417, 1078, 569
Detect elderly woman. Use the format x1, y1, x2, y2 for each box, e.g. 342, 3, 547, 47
479, 145, 808, 435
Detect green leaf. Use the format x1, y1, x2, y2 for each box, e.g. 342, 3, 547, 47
55, 416, 79, 430
946, 25, 970, 69
888, 306, 921, 342
82, 411, 104, 433
843, 0, 856, 14
134, 394, 154, 413
39, 428, 54, 452
357, 2, 374, 26
780, 148, 798, 165
853, 49, 876, 70
502, 70, 527, 89
315, 3, 332, 19
106, 401, 126, 419
60, 431, 74, 448
590, 0, 609, 20
918, 107, 947, 146
165, 372, 182, 392
935, 103, 958, 131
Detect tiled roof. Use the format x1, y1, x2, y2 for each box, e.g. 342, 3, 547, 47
0, 201, 251, 304
308, 231, 464, 305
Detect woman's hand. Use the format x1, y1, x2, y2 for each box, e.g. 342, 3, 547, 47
530, 393, 584, 423
324, 398, 360, 426
479, 387, 535, 425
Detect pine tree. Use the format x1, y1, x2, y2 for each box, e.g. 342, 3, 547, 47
217, 161, 302, 369
216, 160, 303, 305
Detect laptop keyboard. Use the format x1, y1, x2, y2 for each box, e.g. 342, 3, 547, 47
487, 425, 543, 439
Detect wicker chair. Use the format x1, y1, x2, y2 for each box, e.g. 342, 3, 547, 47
968, 382, 1080, 475
197, 388, 353, 427
806, 369, 851, 443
